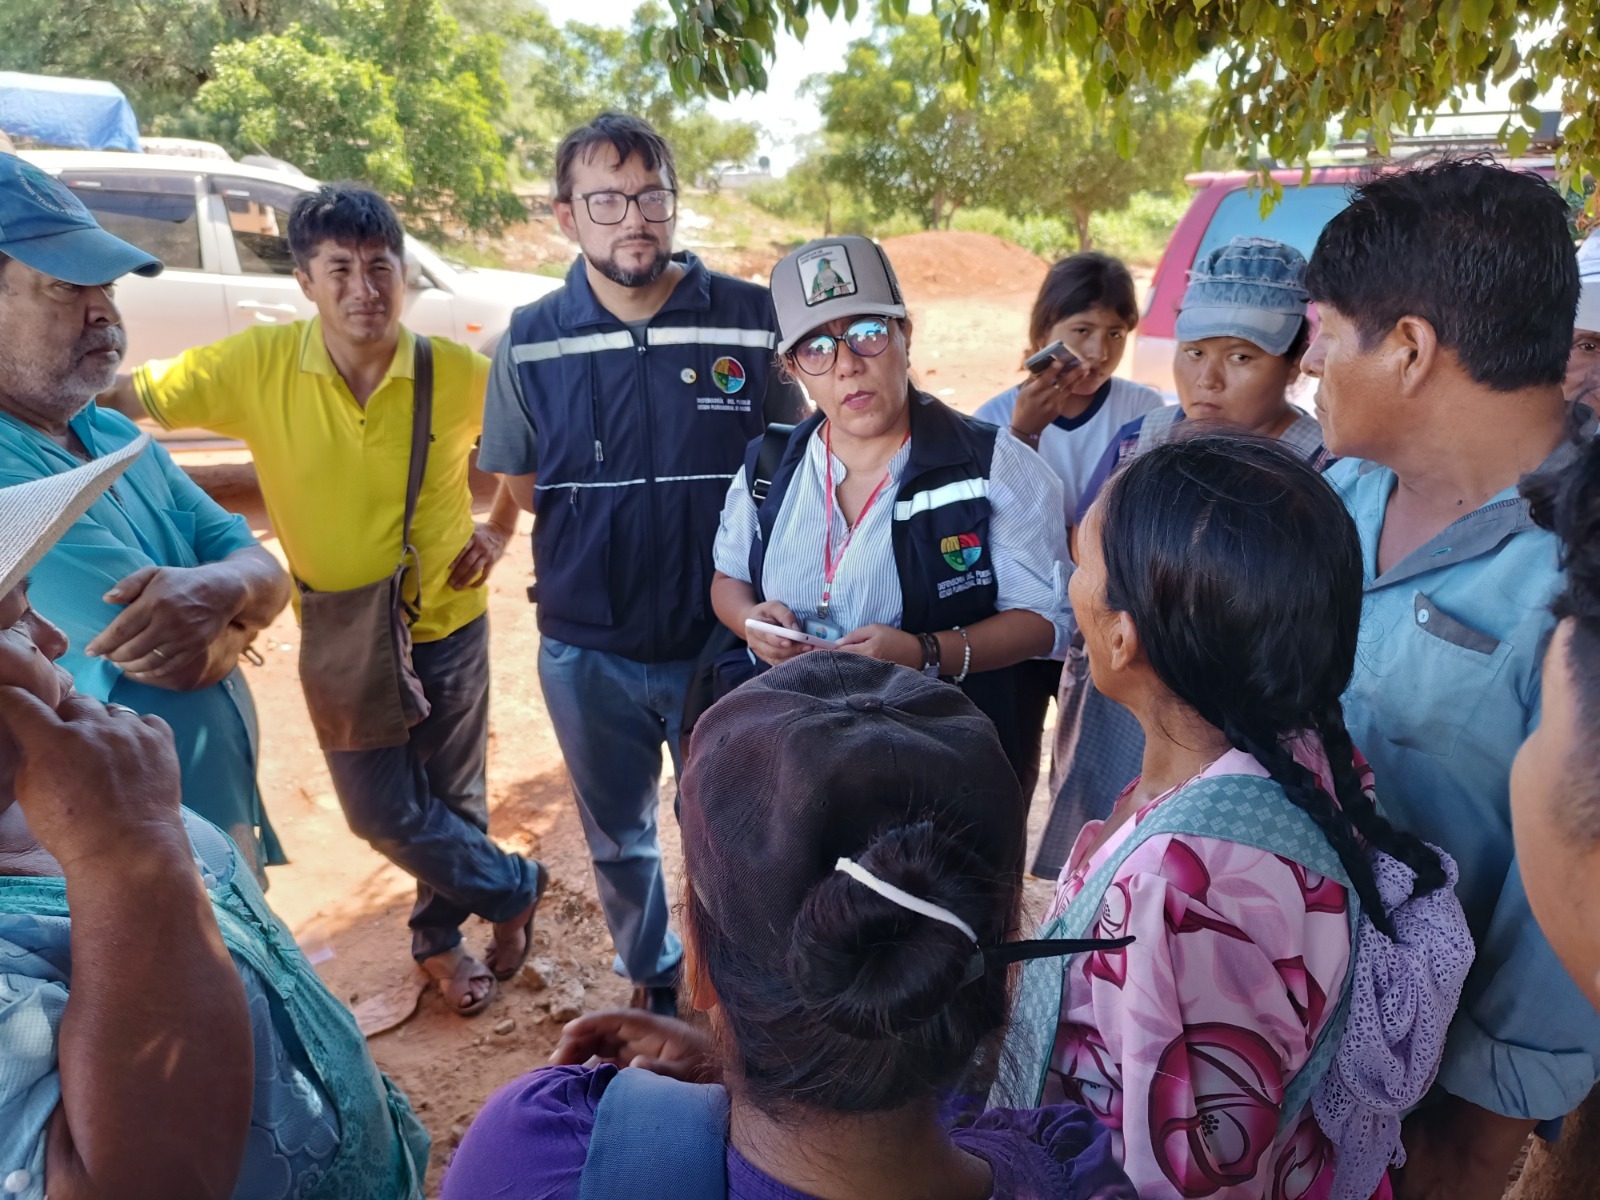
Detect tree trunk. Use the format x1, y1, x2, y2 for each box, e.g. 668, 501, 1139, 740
928, 190, 946, 231
1074, 205, 1094, 251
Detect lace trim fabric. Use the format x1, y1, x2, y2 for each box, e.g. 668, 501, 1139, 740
1312, 844, 1474, 1200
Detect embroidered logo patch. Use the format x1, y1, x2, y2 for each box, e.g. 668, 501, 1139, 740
941, 533, 982, 572
711, 356, 746, 394
798, 243, 858, 306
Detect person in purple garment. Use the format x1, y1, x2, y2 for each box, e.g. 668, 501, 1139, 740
445, 653, 1137, 1200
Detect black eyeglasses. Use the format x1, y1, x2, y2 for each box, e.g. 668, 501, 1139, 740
574, 188, 678, 225
791, 319, 893, 376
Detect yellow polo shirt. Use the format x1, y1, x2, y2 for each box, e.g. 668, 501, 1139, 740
135, 319, 491, 643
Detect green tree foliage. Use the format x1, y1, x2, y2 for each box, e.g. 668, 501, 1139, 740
0, 0, 327, 119
199, 0, 524, 232
815, 17, 991, 230
648, 0, 1600, 189
809, 15, 1204, 241
495, 2, 761, 188
200, 32, 408, 185
2, 0, 523, 233
983, 59, 1207, 248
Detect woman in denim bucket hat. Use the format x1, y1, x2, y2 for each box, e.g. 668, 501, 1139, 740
1035, 237, 1336, 882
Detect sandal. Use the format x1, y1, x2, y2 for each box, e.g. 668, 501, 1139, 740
486, 858, 550, 982
421, 947, 498, 1017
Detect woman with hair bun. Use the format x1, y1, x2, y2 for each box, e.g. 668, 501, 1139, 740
997, 433, 1474, 1200
444, 653, 1136, 1200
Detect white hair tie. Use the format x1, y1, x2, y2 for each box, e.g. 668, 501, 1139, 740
834, 857, 978, 944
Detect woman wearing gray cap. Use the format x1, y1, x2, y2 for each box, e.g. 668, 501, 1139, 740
705, 236, 1073, 780
446, 652, 1137, 1200
1035, 236, 1335, 881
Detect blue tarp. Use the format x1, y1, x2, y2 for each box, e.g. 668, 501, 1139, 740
0, 72, 141, 152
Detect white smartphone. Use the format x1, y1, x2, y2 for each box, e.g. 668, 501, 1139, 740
745, 618, 838, 648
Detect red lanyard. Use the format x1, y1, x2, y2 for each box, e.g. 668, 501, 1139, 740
820, 422, 904, 617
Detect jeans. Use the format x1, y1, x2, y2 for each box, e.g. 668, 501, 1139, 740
325, 616, 537, 961
538, 635, 692, 988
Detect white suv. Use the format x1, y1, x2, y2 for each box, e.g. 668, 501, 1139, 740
21, 150, 561, 369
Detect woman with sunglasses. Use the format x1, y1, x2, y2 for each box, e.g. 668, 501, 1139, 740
709, 237, 1072, 777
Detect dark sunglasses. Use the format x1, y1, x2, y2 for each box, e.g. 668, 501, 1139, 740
791, 318, 893, 376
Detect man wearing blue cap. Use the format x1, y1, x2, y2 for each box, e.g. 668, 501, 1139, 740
0, 152, 291, 878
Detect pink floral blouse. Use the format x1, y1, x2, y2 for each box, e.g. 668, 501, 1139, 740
1043, 743, 1393, 1200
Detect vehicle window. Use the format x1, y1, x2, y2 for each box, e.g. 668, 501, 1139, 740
210, 177, 305, 276
58, 173, 202, 271
1194, 184, 1353, 264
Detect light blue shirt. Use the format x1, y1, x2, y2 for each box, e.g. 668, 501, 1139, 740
0, 405, 278, 867
1329, 453, 1600, 1121
712, 419, 1073, 655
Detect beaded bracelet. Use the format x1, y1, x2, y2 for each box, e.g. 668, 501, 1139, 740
952, 625, 972, 683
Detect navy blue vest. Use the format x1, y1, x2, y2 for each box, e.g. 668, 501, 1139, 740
746, 393, 1026, 773
508, 252, 797, 662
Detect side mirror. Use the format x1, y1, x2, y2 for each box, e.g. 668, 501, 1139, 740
404, 253, 426, 290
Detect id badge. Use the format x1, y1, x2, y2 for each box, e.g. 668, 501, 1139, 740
805, 616, 845, 642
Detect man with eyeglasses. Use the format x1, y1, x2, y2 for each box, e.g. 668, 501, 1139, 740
481, 112, 805, 1017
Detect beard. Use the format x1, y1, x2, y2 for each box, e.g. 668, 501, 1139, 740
0, 324, 125, 427
591, 237, 672, 289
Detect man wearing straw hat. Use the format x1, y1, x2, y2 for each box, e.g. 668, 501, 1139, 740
0, 151, 291, 878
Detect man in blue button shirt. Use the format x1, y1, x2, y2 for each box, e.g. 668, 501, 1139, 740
1302, 159, 1599, 1197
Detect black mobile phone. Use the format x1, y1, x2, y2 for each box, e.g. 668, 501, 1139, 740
1024, 340, 1081, 374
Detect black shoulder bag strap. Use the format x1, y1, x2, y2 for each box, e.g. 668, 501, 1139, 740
400, 336, 434, 622
749, 421, 794, 503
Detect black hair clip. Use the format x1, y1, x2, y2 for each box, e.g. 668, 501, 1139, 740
961, 935, 1136, 986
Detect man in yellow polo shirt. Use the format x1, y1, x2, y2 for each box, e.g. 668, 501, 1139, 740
101, 184, 546, 1017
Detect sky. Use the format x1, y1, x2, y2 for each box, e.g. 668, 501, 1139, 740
534, 0, 873, 174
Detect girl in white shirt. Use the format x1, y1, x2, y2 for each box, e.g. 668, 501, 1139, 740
973, 253, 1164, 802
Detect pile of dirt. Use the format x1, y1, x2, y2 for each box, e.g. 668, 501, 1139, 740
880, 230, 1049, 301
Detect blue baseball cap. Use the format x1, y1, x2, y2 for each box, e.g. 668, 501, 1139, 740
0, 153, 162, 285
1175, 236, 1309, 357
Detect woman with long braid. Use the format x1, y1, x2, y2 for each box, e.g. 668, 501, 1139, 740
1001, 432, 1474, 1199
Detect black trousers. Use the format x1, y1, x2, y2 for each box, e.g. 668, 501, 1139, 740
1009, 658, 1065, 809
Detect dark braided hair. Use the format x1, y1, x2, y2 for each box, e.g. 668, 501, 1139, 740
1097, 430, 1447, 937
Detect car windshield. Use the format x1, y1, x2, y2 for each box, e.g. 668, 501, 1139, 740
1195, 183, 1354, 263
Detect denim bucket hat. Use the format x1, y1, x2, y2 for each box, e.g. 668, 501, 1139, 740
1174, 236, 1309, 356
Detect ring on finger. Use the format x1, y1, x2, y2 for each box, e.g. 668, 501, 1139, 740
151, 647, 169, 661
107, 703, 140, 717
